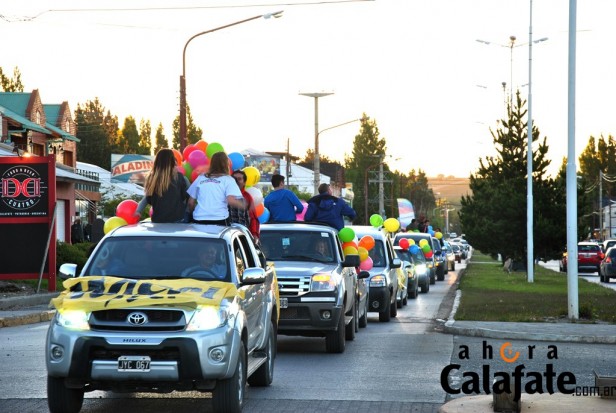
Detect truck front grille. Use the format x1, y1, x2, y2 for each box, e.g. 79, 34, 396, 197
278, 276, 311, 296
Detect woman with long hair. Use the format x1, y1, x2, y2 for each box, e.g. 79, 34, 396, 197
187, 151, 245, 225
135, 149, 190, 223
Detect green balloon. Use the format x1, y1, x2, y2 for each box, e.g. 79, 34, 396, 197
338, 227, 355, 243
422, 243, 431, 253
370, 214, 383, 228
206, 142, 225, 159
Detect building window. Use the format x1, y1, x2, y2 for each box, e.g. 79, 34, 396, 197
36, 110, 41, 125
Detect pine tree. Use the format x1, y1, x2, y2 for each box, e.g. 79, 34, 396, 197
459, 91, 563, 265
344, 114, 387, 224
138, 119, 152, 155
153, 123, 168, 155
74, 98, 118, 169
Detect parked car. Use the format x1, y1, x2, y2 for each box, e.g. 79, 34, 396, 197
393, 246, 419, 299
348, 225, 402, 322
48, 222, 279, 413
393, 232, 442, 282
600, 246, 616, 282
442, 240, 456, 271
259, 222, 367, 353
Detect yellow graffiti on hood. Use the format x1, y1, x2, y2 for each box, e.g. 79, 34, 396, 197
50, 276, 240, 312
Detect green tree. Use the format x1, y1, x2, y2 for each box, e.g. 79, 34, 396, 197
578, 134, 616, 238
172, 105, 203, 149
344, 114, 387, 224
74, 98, 119, 169
153, 122, 168, 155
459, 91, 563, 266
121, 116, 140, 153
0, 66, 24, 92
138, 119, 152, 155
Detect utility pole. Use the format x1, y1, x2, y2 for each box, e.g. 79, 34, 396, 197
599, 170, 603, 240
285, 138, 291, 184
378, 161, 385, 218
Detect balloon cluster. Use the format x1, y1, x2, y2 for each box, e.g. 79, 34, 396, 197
103, 140, 273, 234
338, 227, 376, 271
398, 237, 423, 256
104, 199, 140, 234
369, 213, 400, 233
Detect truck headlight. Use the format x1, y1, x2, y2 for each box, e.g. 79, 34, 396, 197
187, 305, 230, 331
311, 274, 336, 292
56, 310, 90, 331
370, 274, 386, 287
415, 264, 428, 275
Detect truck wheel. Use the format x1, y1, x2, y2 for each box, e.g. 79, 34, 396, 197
429, 271, 436, 285
345, 300, 356, 341
212, 342, 246, 413
47, 376, 84, 413
437, 266, 445, 281
390, 290, 398, 318
358, 298, 368, 328
325, 311, 346, 353
408, 284, 417, 299
378, 290, 391, 322
421, 281, 430, 293
248, 321, 275, 387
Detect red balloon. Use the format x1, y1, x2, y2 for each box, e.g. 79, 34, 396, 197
399, 238, 410, 250
172, 149, 183, 166
425, 251, 433, 259
182, 144, 197, 162
116, 199, 139, 224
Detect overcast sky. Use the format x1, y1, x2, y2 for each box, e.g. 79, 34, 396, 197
1, 0, 614, 177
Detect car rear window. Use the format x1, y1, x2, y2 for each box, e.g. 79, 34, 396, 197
578, 244, 600, 253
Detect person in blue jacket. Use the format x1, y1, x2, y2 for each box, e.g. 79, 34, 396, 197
264, 174, 304, 222
304, 183, 356, 230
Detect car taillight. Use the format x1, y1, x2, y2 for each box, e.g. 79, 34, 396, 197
607, 257, 612, 264
599, 252, 605, 260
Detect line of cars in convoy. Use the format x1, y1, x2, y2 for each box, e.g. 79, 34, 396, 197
49, 220, 462, 413
558, 239, 616, 283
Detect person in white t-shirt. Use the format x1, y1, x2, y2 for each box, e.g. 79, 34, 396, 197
187, 151, 245, 225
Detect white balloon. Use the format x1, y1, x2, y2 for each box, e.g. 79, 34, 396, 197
246, 186, 263, 205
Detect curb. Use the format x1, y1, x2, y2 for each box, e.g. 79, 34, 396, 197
0, 310, 56, 328
0, 292, 59, 310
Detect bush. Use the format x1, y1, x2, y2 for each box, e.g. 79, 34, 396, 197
56, 241, 91, 273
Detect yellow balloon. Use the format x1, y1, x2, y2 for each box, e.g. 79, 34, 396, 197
383, 218, 400, 233
104, 216, 128, 234
419, 239, 428, 247
408, 239, 415, 246
243, 166, 261, 187
435, 231, 443, 239
358, 246, 369, 261
343, 246, 358, 257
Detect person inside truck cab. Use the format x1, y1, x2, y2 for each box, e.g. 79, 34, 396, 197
182, 244, 227, 280
313, 238, 333, 260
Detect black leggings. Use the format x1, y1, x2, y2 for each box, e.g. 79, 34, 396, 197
193, 218, 231, 226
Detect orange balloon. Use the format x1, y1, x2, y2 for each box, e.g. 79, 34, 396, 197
255, 203, 265, 217
342, 241, 358, 250
195, 140, 208, 153
358, 235, 375, 251
172, 149, 183, 166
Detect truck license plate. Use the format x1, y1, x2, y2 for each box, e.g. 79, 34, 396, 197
118, 356, 151, 372
280, 298, 288, 309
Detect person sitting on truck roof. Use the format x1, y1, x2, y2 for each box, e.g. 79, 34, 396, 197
304, 183, 356, 231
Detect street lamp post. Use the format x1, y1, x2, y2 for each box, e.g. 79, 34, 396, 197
179, 10, 283, 151
299, 92, 334, 195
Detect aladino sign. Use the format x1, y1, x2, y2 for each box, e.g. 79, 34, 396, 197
0, 163, 49, 217
441, 340, 591, 401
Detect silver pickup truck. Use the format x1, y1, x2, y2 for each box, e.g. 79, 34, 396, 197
259, 222, 367, 353
46, 223, 279, 413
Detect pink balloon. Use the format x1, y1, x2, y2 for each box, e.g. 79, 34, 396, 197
296, 200, 308, 221
359, 256, 373, 271
188, 149, 207, 168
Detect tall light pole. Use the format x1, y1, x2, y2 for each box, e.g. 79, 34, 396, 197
179, 10, 283, 151
300, 92, 334, 194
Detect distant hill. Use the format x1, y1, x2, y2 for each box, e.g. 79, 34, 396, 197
427, 176, 471, 206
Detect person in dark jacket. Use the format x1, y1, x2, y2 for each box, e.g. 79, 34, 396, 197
304, 183, 356, 230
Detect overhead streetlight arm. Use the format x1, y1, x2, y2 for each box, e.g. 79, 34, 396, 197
179, 10, 283, 151
318, 118, 361, 136
182, 10, 283, 77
